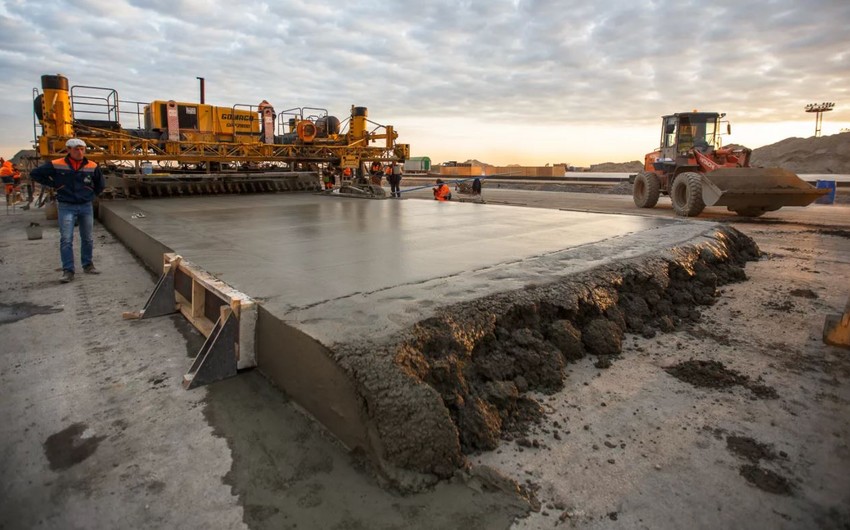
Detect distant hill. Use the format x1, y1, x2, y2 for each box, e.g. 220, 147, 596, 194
586, 132, 850, 174
453, 132, 850, 175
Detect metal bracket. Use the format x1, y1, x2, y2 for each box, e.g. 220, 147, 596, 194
123, 253, 253, 388
183, 309, 239, 389
140, 264, 178, 319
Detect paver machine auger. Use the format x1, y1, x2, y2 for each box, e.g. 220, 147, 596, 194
632, 111, 826, 217
33, 74, 409, 198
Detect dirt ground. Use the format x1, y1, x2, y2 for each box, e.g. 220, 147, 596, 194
471, 217, 850, 529
1, 189, 849, 529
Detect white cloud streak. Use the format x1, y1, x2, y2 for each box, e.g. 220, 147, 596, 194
1, 0, 848, 164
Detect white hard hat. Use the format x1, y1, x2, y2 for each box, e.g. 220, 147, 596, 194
65, 138, 86, 148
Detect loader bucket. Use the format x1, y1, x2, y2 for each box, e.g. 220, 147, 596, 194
700, 167, 829, 211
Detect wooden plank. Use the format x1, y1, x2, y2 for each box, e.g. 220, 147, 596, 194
175, 260, 250, 312
158, 253, 257, 369
176, 291, 215, 337
191, 279, 205, 320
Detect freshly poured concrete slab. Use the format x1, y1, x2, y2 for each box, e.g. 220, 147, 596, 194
100, 193, 730, 488
101, 194, 710, 340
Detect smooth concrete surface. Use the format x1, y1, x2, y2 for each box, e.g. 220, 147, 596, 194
101, 194, 675, 307
401, 184, 850, 226
100, 194, 702, 342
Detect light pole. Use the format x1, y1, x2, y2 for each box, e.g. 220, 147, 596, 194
804, 102, 835, 137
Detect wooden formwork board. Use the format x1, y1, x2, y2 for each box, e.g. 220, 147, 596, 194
163, 253, 258, 369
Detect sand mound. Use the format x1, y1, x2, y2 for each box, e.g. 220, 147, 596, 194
749, 132, 850, 174
589, 161, 643, 173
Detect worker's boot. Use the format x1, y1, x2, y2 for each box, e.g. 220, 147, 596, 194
60, 270, 74, 283
83, 264, 101, 274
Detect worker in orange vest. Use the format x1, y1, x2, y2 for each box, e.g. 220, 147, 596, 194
433, 179, 451, 201
343, 167, 352, 180
367, 161, 381, 185
1, 158, 17, 204
322, 166, 335, 190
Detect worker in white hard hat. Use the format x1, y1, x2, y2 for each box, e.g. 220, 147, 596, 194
30, 138, 106, 283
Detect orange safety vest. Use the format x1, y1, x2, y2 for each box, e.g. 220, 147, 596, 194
0, 161, 14, 187
433, 183, 451, 201
343, 167, 352, 177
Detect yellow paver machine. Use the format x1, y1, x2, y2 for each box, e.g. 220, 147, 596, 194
33, 74, 409, 198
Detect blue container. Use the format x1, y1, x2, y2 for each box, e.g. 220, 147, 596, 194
815, 180, 836, 205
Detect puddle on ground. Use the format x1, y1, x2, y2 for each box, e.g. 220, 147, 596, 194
43, 423, 106, 471
0, 302, 63, 325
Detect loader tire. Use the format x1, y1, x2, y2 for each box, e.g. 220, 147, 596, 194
731, 207, 766, 218
671, 172, 705, 217
633, 171, 661, 208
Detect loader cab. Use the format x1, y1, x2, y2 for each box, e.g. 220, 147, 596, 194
659, 112, 721, 161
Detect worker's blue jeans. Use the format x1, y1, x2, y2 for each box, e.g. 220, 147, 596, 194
58, 202, 94, 272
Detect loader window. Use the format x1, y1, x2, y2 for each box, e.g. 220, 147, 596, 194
688, 118, 717, 151
663, 118, 677, 148
702, 120, 717, 148
679, 124, 694, 152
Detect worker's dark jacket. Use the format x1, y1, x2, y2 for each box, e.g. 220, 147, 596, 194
30, 156, 105, 204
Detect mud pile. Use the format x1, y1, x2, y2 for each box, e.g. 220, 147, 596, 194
332, 227, 760, 489
665, 359, 778, 399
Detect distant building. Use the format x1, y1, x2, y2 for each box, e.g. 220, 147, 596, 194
403, 156, 431, 173
439, 164, 567, 177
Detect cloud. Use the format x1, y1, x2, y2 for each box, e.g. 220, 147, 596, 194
1, 0, 848, 164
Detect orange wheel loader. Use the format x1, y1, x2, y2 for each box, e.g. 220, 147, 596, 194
632, 112, 828, 217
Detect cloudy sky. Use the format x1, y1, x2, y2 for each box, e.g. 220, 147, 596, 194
1, 0, 848, 166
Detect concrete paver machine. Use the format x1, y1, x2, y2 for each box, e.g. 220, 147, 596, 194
632, 111, 826, 217
33, 74, 409, 197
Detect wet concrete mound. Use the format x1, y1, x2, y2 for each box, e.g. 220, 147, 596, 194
332, 227, 759, 489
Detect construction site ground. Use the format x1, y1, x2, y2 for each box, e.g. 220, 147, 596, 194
1, 184, 848, 530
